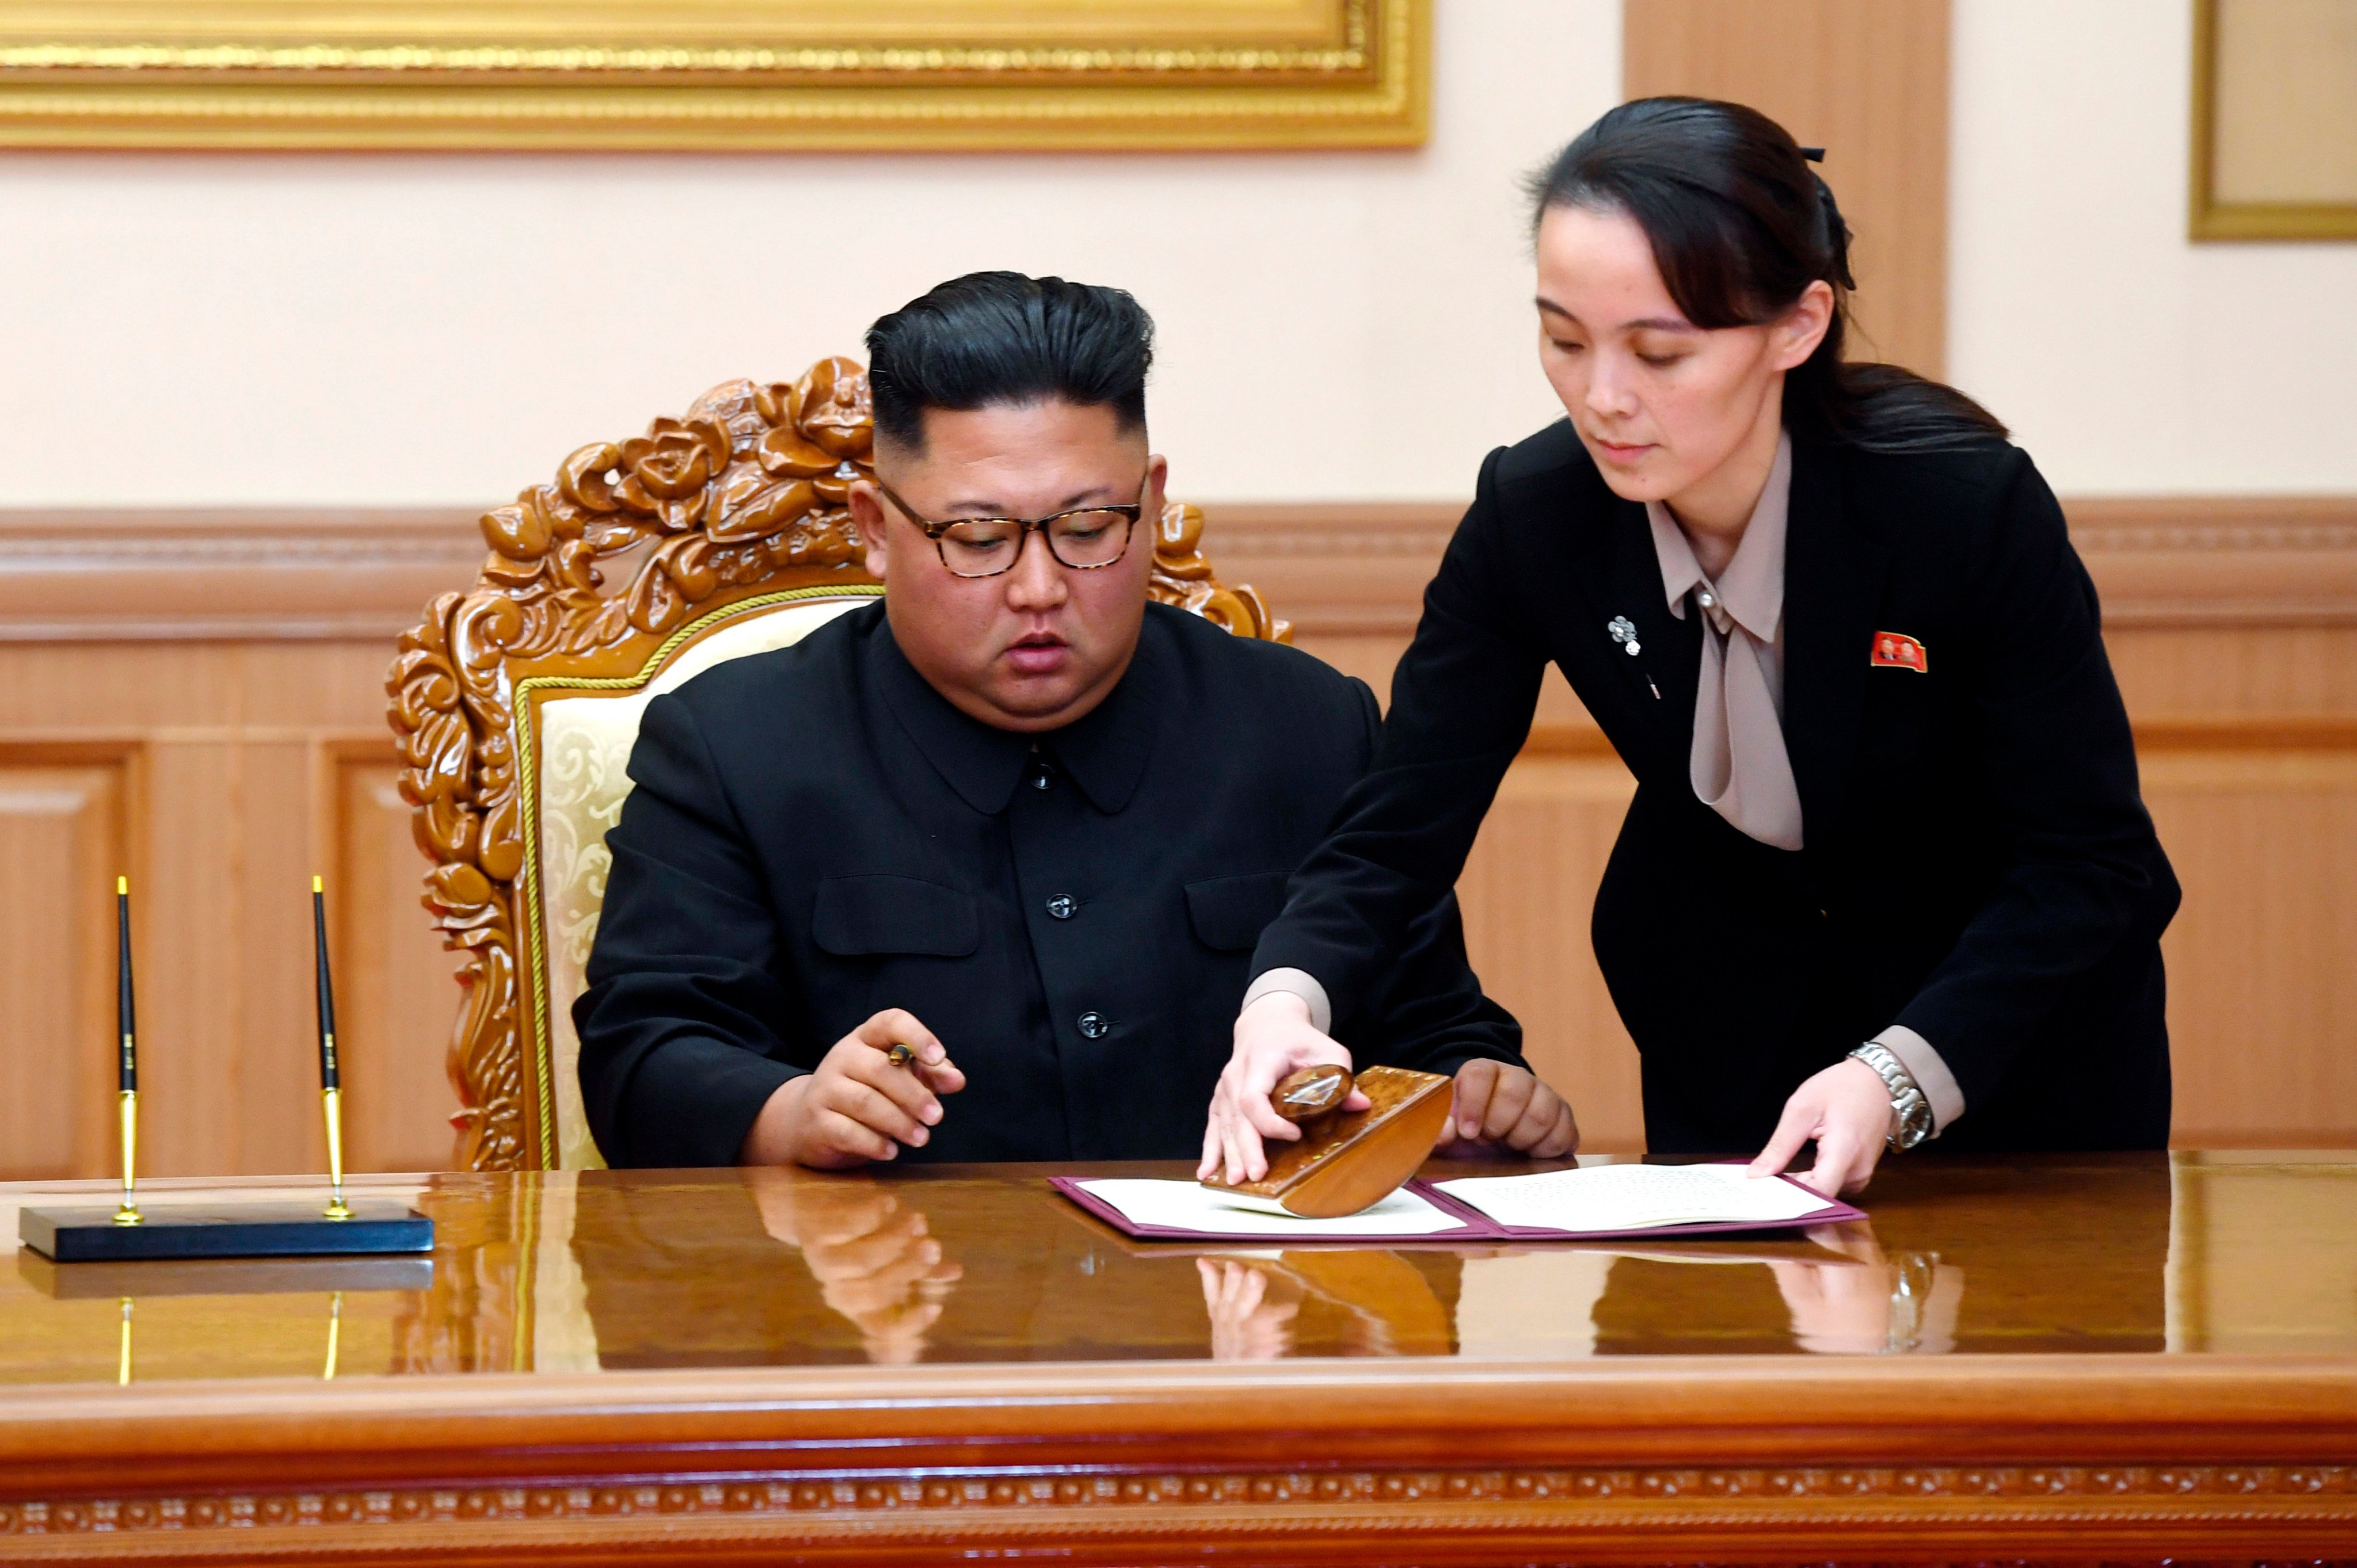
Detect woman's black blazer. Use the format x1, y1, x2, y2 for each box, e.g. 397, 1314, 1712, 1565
1251, 421, 2180, 1153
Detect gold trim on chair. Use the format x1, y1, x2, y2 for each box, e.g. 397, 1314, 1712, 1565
513, 583, 885, 1170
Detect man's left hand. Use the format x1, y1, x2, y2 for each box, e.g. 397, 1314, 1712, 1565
1433, 1059, 1579, 1157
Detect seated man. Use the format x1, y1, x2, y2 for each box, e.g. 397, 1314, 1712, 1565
576, 270, 1578, 1169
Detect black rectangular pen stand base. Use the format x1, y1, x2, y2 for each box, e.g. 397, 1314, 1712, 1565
18, 1201, 433, 1263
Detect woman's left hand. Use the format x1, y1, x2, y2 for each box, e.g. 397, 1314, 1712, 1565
1748, 1058, 1897, 1196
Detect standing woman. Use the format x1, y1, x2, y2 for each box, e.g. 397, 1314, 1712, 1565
1201, 98, 2180, 1195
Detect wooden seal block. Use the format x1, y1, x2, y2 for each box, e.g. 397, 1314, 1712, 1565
1202, 1064, 1453, 1218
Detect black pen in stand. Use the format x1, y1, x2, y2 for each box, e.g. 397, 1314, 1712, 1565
16, 875, 428, 1264
313, 876, 353, 1220
113, 876, 140, 1227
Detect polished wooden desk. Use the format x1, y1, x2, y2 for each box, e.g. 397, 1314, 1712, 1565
2, 1153, 2354, 1564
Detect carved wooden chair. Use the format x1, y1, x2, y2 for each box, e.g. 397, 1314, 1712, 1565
388, 360, 1290, 1171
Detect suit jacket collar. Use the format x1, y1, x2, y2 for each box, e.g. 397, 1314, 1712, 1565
871, 608, 1167, 818
1583, 480, 1703, 772
1779, 437, 1885, 863
1039, 616, 1166, 815
1566, 436, 1881, 863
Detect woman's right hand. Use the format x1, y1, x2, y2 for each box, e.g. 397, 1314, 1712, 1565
1197, 992, 1367, 1185
1747, 1055, 1895, 1196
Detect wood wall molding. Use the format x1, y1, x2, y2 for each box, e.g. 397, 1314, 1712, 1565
1216, 494, 2357, 634
0, 509, 481, 642
5, 495, 2352, 643
1175, 502, 1459, 637
2069, 496, 2357, 627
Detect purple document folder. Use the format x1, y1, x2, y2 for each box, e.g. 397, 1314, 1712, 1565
1049, 1173, 1864, 1246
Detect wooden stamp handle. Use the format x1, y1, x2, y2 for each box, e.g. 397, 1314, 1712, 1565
1271, 1065, 1353, 1126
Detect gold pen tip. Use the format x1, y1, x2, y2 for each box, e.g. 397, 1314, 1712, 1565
312, 875, 323, 894
117, 875, 127, 895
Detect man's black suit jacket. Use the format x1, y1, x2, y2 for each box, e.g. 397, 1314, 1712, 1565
1251, 424, 2180, 1153
576, 600, 1524, 1166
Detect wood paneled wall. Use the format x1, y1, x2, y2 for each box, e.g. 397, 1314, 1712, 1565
0, 512, 482, 1182
1623, 0, 1951, 376
1, 500, 2352, 1177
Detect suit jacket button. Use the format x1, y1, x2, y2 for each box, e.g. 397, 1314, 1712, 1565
1077, 1011, 1110, 1039
1046, 895, 1076, 920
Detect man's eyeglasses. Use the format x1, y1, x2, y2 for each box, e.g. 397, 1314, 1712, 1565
874, 479, 1144, 579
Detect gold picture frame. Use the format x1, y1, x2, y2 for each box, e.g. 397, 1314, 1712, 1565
0, 0, 1427, 151
2190, 0, 2357, 240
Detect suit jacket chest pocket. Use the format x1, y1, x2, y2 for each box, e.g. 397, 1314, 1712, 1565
812, 876, 981, 957
1185, 871, 1291, 952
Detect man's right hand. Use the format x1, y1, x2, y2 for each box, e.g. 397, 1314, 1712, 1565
1197, 991, 1366, 1186
739, 1009, 966, 1168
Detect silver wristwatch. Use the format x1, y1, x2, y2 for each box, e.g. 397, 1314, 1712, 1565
1848, 1041, 1935, 1151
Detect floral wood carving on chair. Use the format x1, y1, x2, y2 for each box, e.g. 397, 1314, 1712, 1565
387, 359, 1291, 1171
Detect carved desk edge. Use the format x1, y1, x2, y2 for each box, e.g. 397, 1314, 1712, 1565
2, 1360, 2355, 1560
4, 1357, 2356, 1463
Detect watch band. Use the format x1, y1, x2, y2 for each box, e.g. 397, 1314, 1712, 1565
1848, 1041, 1935, 1151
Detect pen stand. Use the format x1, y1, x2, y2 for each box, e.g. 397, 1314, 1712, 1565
1202, 1064, 1453, 1218
18, 1202, 432, 1264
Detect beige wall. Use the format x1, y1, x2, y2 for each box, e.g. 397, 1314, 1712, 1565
1949, 0, 2357, 494
0, 2, 1609, 510
3, 1, 2348, 509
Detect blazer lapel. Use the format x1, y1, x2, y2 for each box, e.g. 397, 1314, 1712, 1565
1569, 489, 1700, 776
1781, 440, 1886, 865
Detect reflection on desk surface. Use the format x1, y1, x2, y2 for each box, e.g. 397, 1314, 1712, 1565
2, 1152, 2353, 1384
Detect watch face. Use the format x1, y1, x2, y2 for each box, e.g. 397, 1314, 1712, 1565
1898, 1101, 1933, 1146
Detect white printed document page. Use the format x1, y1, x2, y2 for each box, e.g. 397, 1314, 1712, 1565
1433, 1162, 1842, 1233
1072, 1178, 1473, 1237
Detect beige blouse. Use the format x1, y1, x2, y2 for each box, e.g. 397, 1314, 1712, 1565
1646, 433, 1803, 852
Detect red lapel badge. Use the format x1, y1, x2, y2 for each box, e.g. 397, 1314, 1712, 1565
1870, 631, 1928, 672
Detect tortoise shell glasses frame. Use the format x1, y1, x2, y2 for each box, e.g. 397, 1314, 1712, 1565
872, 477, 1147, 579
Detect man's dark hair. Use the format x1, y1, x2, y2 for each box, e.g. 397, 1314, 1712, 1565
865, 272, 1154, 452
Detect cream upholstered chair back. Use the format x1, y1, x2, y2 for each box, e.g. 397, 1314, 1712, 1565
524, 591, 879, 1170
389, 361, 1290, 1170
